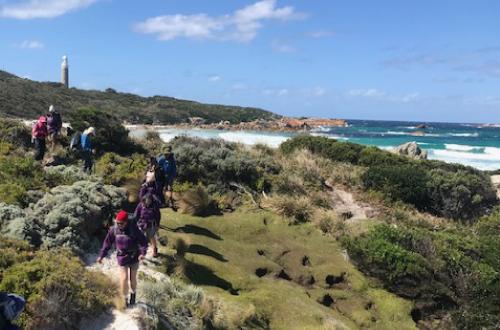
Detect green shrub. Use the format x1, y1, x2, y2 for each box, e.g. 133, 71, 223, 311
44, 165, 92, 187
68, 107, 141, 155
0, 118, 31, 148
427, 169, 496, 221
95, 152, 148, 185
0, 248, 117, 330
172, 138, 263, 192
343, 224, 430, 282
280, 134, 336, 155
362, 164, 429, 208
0, 180, 127, 254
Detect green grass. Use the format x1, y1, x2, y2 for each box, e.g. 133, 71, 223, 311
157, 208, 417, 330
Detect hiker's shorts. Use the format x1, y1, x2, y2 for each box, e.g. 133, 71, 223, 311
120, 262, 139, 272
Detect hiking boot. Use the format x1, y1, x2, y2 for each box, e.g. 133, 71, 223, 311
125, 298, 129, 307
153, 247, 158, 258
129, 292, 136, 306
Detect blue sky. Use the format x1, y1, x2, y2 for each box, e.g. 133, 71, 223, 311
1, 0, 500, 123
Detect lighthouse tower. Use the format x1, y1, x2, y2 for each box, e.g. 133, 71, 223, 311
61, 55, 69, 88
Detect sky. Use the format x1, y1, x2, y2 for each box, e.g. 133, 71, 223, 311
1, 0, 500, 123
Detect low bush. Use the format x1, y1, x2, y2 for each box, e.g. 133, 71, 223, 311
170, 137, 264, 192
0, 246, 118, 330
68, 107, 142, 155
362, 164, 429, 208
0, 180, 127, 255
44, 165, 92, 188
327, 162, 365, 188
141, 277, 225, 329
427, 168, 497, 221
0, 118, 31, 149
95, 152, 148, 185
179, 186, 220, 217
344, 214, 500, 329
268, 195, 315, 225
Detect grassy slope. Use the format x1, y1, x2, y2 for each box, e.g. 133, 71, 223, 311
0, 70, 280, 124
157, 208, 417, 330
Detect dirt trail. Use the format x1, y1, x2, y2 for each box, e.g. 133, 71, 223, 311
330, 188, 379, 222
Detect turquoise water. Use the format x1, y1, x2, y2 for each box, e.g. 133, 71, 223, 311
129, 119, 500, 171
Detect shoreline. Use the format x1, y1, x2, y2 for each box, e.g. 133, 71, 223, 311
124, 117, 348, 134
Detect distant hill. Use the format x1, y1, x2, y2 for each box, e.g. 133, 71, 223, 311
0, 70, 281, 124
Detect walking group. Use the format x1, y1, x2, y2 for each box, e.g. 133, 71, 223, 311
97, 146, 178, 307
32, 104, 96, 174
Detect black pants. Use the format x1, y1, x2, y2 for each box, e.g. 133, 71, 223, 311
82, 150, 93, 173
34, 139, 46, 160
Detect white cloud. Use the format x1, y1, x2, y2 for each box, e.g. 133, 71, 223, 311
1, 0, 102, 19
271, 39, 296, 53
277, 88, 288, 96
208, 75, 220, 82
133, 0, 308, 42
231, 82, 247, 90
300, 86, 326, 97
14, 40, 44, 49
305, 30, 333, 38
348, 88, 420, 102
348, 89, 387, 98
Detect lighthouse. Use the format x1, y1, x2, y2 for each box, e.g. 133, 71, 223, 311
61, 55, 69, 88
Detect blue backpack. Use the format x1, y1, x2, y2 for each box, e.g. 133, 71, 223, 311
0, 293, 25, 326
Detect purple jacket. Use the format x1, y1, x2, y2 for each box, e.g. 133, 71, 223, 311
139, 181, 161, 202
99, 222, 148, 266
47, 113, 62, 134
134, 202, 161, 229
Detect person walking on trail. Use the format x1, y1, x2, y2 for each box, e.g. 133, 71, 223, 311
46, 105, 62, 152
134, 193, 161, 258
32, 116, 48, 161
144, 157, 166, 205
157, 146, 178, 209
81, 127, 95, 174
98, 211, 148, 307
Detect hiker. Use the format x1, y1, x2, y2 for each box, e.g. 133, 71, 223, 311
32, 116, 48, 161
81, 127, 95, 174
0, 292, 25, 330
139, 177, 161, 204
97, 211, 148, 306
144, 157, 166, 204
157, 146, 178, 208
134, 193, 161, 257
46, 105, 62, 151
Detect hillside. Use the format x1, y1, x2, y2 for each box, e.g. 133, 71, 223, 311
0, 70, 280, 124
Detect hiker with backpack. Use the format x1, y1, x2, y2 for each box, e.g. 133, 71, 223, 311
81, 127, 95, 174
144, 157, 166, 205
46, 105, 62, 152
32, 116, 48, 161
134, 193, 161, 257
0, 292, 25, 330
157, 146, 178, 209
97, 211, 148, 307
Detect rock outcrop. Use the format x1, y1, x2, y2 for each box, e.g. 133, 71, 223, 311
389, 141, 427, 159
149, 117, 348, 133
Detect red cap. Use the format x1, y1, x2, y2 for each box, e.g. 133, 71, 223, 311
116, 211, 129, 223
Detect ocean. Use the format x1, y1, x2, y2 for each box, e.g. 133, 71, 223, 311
128, 119, 500, 171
